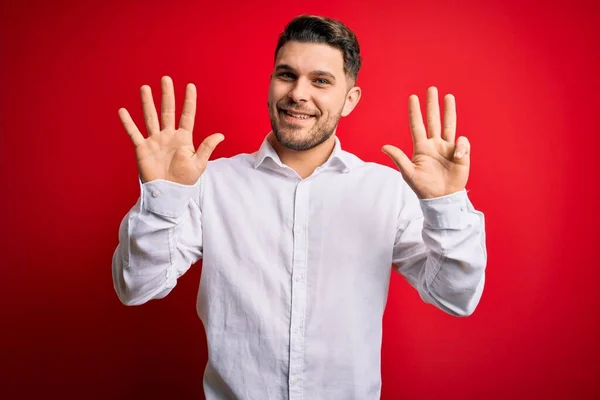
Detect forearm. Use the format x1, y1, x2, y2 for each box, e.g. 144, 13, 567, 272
394, 189, 487, 316
421, 211, 486, 317
112, 178, 202, 306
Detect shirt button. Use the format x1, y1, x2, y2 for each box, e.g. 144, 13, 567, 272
295, 226, 303, 233
291, 377, 298, 386
295, 275, 304, 282
151, 190, 160, 198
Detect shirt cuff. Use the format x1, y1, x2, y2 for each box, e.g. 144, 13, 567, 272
419, 189, 472, 229
139, 177, 198, 218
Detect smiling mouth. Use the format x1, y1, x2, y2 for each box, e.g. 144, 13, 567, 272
280, 109, 315, 123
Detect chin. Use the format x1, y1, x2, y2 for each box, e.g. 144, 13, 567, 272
273, 125, 334, 152
273, 128, 308, 151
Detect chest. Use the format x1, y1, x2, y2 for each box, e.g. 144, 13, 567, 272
202, 170, 399, 257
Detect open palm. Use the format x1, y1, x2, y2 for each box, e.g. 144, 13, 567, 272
382, 87, 470, 199
118, 76, 224, 185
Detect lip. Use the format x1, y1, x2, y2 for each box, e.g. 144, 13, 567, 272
280, 108, 315, 124
280, 108, 315, 117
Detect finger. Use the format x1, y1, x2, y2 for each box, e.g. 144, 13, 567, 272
426, 86, 441, 138
179, 83, 197, 132
140, 85, 160, 136
381, 145, 415, 180
195, 133, 225, 168
453, 136, 471, 163
161, 76, 176, 131
118, 108, 145, 147
408, 95, 427, 144
442, 94, 456, 143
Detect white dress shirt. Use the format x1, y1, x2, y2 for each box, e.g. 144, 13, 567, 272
112, 134, 487, 400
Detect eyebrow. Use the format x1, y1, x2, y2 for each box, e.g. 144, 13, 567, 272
275, 64, 337, 82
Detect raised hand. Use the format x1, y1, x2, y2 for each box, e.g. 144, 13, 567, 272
118, 76, 224, 185
381, 87, 470, 199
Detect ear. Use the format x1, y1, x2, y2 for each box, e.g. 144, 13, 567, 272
341, 85, 362, 117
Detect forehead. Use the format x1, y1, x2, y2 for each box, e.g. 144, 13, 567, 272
275, 41, 345, 75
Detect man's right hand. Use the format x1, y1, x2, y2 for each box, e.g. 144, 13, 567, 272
118, 76, 224, 185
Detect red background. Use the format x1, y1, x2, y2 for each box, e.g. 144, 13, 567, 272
1, 0, 599, 398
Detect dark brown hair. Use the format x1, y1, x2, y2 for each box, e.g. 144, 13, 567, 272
274, 15, 362, 83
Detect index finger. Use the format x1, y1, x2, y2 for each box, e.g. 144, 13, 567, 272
442, 94, 457, 143
409, 95, 427, 144
178, 83, 197, 132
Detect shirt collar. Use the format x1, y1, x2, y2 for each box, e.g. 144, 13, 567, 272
253, 133, 357, 174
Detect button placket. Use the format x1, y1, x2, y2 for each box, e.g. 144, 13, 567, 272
289, 180, 310, 399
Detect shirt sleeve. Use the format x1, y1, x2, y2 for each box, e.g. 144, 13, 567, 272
111, 176, 204, 306
392, 183, 487, 316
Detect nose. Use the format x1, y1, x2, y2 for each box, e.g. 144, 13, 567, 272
288, 78, 310, 103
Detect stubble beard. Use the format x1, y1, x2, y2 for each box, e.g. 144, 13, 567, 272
268, 102, 343, 151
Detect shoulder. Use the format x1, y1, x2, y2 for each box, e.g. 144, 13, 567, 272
342, 150, 404, 182
204, 152, 255, 174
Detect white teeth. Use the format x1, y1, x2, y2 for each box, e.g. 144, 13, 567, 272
286, 111, 312, 120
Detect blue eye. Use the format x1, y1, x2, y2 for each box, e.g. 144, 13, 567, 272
315, 79, 330, 85
278, 72, 295, 79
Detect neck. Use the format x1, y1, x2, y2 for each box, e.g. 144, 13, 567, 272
267, 132, 337, 179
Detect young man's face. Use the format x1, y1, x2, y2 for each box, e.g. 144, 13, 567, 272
267, 41, 360, 151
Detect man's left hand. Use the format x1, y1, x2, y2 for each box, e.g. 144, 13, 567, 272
382, 86, 470, 199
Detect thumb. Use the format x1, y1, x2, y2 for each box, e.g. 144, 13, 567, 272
195, 133, 225, 168
382, 145, 414, 179
453, 136, 471, 165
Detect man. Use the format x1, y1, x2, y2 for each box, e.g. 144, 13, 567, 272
112, 14, 486, 400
